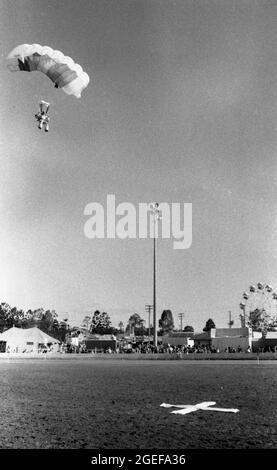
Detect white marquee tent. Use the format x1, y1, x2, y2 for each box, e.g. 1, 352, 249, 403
0, 326, 60, 353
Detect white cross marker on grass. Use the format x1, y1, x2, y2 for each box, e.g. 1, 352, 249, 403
160, 401, 239, 415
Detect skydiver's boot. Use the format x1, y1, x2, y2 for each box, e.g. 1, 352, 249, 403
38, 121, 43, 130
45, 123, 49, 132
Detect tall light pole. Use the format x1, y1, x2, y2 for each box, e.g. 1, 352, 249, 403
149, 202, 162, 348
145, 304, 153, 338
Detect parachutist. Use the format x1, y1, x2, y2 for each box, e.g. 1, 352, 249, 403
36, 113, 50, 131
35, 101, 50, 132
35, 112, 50, 132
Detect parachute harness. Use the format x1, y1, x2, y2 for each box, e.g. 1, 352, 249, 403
35, 101, 50, 132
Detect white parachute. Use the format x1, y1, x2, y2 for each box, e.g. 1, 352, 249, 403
7, 43, 90, 98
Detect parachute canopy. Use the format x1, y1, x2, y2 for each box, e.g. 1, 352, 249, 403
7, 44, 89, 98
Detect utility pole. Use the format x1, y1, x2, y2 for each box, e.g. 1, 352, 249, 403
145, 304, 153, 338
239, 303, 246, 327
178, 312, 185, 331
228, 310, 234, 328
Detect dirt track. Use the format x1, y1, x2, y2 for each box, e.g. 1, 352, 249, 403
0, 360, 276, 449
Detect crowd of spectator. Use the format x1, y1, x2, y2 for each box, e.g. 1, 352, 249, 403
77, 342, 247, 354
59, 340, 277, 355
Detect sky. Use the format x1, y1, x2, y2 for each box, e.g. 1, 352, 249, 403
1, 0, 277, 331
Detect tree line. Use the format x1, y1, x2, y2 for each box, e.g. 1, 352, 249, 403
82, 309, 217, 336
6, 301, 274, 340
0, 302, 69, 342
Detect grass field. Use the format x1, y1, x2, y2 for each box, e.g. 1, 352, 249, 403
0, 359, 276, 449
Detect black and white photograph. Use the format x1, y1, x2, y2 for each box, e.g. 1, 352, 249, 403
0, 0, 276, 465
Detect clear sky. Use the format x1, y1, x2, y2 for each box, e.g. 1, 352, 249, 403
1, 0, 277, 331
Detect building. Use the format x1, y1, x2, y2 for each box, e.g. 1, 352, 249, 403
193, 331, 211, 347
162, 331, 194, 348
83, 335, 117, 352
251, 331, 277, 352
210, 327, 251, 352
